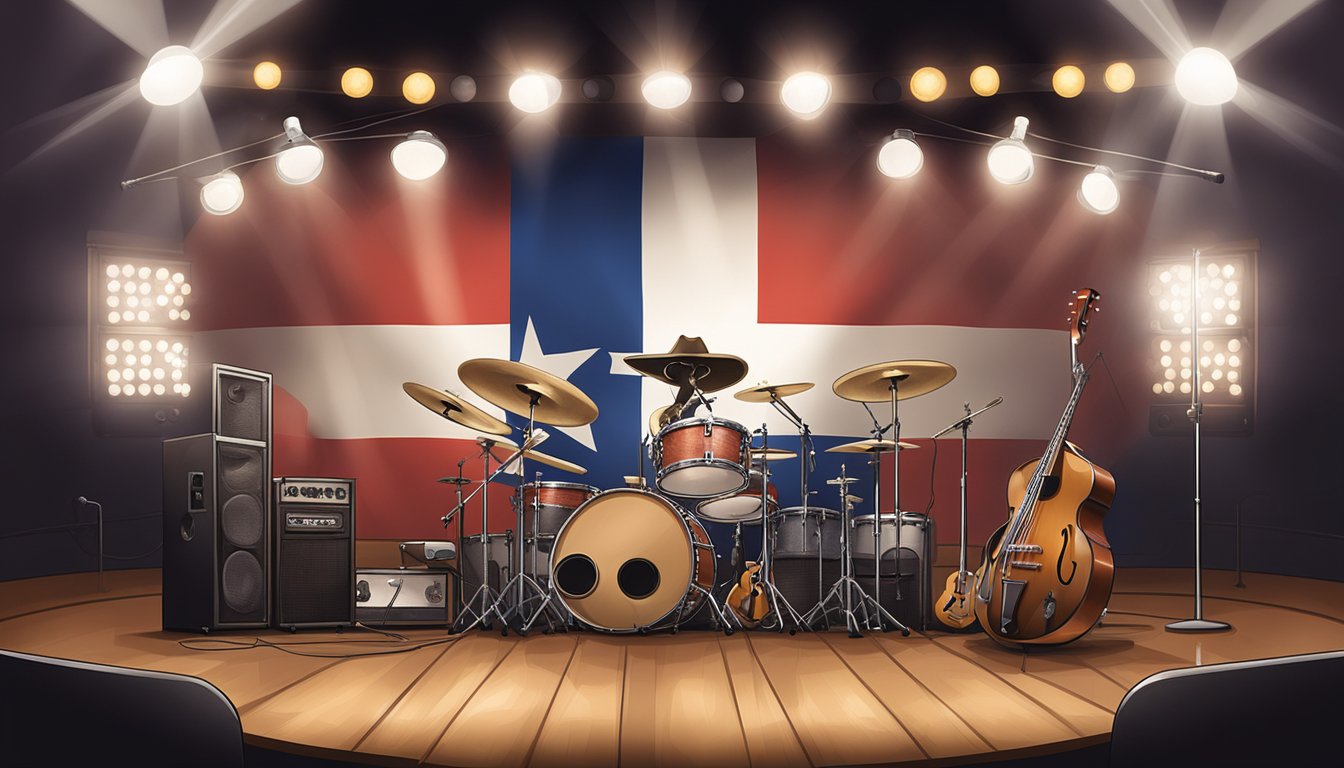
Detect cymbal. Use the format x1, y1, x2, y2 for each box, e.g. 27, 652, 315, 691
750, 447, 798, 461
826, 439, 921, 454
403, 382, 512, 436
649, 405, 672, 436
458, 359, 598, 427
436, 476, 474, 485
734, 381, 815, 403
623, 335, 747, 393
475, 434, 588, 475
832, 360, 956, 403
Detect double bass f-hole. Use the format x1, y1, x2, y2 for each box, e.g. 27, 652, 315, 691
1057, 525, 1078, 586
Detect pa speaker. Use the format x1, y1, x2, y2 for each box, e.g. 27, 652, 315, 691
162, 433, 270, 632
212, 364, 271, 444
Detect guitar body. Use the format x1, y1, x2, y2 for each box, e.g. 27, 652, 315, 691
973, 443, 1115, 647
727, 562, 769, 628
935, 569, 979, 629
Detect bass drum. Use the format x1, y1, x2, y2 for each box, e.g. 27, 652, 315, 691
550, 489, 716, 632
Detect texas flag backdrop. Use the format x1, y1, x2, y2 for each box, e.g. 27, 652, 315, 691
186, 132, 1144, 553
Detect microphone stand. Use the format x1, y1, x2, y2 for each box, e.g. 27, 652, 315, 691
1167, 247, 1232, 634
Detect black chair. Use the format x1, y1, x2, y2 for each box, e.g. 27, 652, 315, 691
1111, 650, 1344, 766
0, 649, 244, 768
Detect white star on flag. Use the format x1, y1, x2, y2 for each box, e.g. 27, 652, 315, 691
517, 316, 600, 451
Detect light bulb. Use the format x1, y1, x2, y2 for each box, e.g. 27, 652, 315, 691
876, 130, 923, 179
642, 70, 692, 110
780, 72, 831, 119
200, 171, 244, 215
275, 116, 323, 185
987, 116, 1034, 184
1175, 47, 1238, 106
139, 46, 203, 106
1078, 165, 1119, 214
391, 131, 447, 181
509, 72, 562, 113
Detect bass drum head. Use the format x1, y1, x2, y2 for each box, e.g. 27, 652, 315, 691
551, 489, 696, 631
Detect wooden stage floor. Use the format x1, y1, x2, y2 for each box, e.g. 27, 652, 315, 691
2, 568, 1342, 767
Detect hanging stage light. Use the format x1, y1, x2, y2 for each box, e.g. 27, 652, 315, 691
1078, 165, 1119, 214
391, 131, 447, 181
1105, 62, 1135, 93
1175, 47, 1238, 106
200, 171, 244, 215
876, 129, 923, 179
909, 66, 947, 102
275, 116, 323, 185
780, 71, 831, 119
987, 116, 1034, 185
1052, 65, 1085, 98
642, 70, 692, 110
402, 71, 436, 104
341, 67, 373, 98
139, 45, 203, 106
969, 65, 1000, 97
509, 72, 562, 113
253, 61, 281, 90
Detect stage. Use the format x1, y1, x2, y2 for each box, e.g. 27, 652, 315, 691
2, 567, 1340, 767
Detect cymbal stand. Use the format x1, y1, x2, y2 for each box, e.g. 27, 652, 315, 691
449, 437, 518, 632
867, 375, 912, 633
806, 465, 870, 637
766, 390, 823, 624
495, 393, 564, 635
749, 423, 808, 633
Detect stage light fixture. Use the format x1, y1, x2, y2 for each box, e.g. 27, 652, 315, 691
200, 171, 244, 215
1105, 62, 1135, 93
780, 71, 830, 119
97, 258, 191, 329
402, 71, 436, 104
581, 77, 614, 102
253, 61, 281, 90
876, 130, 923, 179
391, 131, 447, 181
1148, 257, 1249, 333
1175, 47, 1238, 106
98, 333, 191, 400
642, 70, 692, 110
340, 67, 373, 98
987, 116, 1033, 185
509, 72, 562, 113
909, 67, 947, 102
969, 66, 1000, 97
139, 46, 203, 106
275, 116, 323, 185
1052, 65, 1085, 98
720, 78, 745, 103
1078, 165, 1119, 214
450, 75, 477, 102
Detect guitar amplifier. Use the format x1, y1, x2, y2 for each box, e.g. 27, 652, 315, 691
273, 478, 355, 630
355, 568, 451, 627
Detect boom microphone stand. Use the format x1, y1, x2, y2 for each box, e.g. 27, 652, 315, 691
1167, 247, 1232, 634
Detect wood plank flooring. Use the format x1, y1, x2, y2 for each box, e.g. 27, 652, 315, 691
2, 567, 1342, 767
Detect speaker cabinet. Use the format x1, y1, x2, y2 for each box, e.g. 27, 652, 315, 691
212, 364, 271, 444
273, 478, 355, 630
162, 434, 270, 632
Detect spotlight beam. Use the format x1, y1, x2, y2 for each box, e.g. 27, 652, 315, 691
1234, 81, 1344, 172
1105, 0, 1192, 63
11, 83, 140, 172
1213, 0, 1322, 61
191, 0, 305, 59
65, 0, 168, 59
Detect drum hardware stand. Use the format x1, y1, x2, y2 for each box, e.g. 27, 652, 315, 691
436, 457, 470, 622
765, 389, 826, 626
1167, 247, 1232, 634
448, 435, 533, 633
494, 394, 565, 635
744, 424, 808, 634
806, 466, 876, 637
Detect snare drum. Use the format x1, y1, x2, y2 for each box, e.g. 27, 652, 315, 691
551, 489, 716, 632
654, 416, 750, 498
772, 506, 843, 560
850, 512, 934, 573
696, 469, 777, 523
517, 481, 599, 548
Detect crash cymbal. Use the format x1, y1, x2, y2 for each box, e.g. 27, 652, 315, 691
403, 382, 512, 436
649, 405, 674, 436
734, 381, 815, 403
832, 360, 956, 403
458, 359, 598, 427
623, 335, 748, 393
750, 447, 798, 461
826, 439, 921, 454
523, 450, 588, 475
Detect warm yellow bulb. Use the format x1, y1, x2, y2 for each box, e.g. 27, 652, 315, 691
342, 67, 373, 98
402, 71, 435, 104
1104, 62, 1135, 93
253, 61, 282, 90
909, 67, 947, 102
1053, 65, 1085, 98
969, 65, 1000, 97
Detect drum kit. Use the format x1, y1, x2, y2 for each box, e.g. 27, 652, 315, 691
403, 334, 961, 637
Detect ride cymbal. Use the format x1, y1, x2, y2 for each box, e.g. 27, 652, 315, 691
734, 381, 815, 403
826, 439, 921, 454
832, 360, 956, 403
750, 447, 798, 461
402, 382, 512, 436
458, 359, 598, 427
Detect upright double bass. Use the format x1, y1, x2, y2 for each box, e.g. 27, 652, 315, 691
973, 288, 1115, 647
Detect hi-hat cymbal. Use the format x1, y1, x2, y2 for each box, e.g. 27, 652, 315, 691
403, 382, 512, 436
734, 381, 815, 403
826, 439, 921, 454
458, 359, 598, 427
832, 360, 956, 403
436, 476, 474, 485
750, 447, 798, 461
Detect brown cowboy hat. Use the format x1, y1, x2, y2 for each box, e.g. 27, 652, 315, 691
623, 335, 748, 393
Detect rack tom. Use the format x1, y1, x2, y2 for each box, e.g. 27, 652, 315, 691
696, 468, 777, 523
516, 481, 599, 549
653, 416, 750, 498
